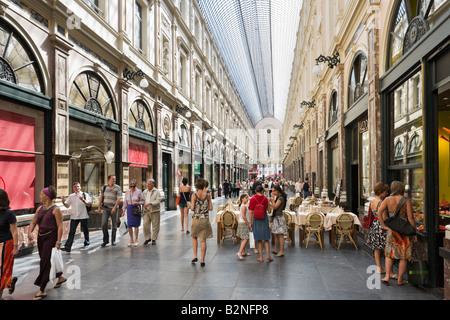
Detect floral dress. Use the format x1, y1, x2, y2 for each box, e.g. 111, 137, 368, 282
190, 193, 213, 239
366, 200, 387, 250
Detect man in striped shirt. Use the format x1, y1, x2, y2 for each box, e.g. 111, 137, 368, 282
98, 175, 122, 247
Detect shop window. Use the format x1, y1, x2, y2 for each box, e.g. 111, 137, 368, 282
129, 100, 153, 134
69, 71, 116, 120
0, 19, 44, 93
69, 120, 116, 205
348, 52, 368, 108
0, 108, 45, 213
129, 137, 153, 190
388, 69, 424, 233
329, 91, 338, 126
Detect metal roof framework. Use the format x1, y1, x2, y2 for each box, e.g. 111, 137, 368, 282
196, 0, 302, 126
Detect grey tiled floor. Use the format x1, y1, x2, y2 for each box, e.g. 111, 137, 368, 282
4, 193, 442, 301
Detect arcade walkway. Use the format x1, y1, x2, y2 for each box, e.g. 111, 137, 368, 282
5, 192, 441, 301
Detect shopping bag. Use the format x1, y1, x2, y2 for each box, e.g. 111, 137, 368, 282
249, 231, 255, 249
50, 248, 64, 284
119, 216, 128, 236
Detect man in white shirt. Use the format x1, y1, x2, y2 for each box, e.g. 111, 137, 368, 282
143, 179, 161, 245
295, 178, 302, 195
61, 182, 91, 252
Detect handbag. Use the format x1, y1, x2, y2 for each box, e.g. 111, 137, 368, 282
384, 197, 416, 236
129, 192, 142, 216
176, 196, 180, 206
363, 201, 378, 228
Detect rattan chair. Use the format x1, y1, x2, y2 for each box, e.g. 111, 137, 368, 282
284, 211, 293, 246
335, 213, 358, 249
221, 211, 237, 244
305, 212, 325, 249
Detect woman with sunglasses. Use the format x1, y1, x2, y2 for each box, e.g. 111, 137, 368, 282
123, 180, 144, 247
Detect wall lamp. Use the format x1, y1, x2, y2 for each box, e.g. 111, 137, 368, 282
289, 136, 298, 140
175, 104, 192, 118
312, 52, 340, 76
301, 100, 316, 108
293, 124, 304, 130
123, 67, 149, 88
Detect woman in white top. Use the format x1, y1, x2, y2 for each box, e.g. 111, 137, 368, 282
236, 194, 251, 260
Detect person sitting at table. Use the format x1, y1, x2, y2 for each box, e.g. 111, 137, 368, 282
269, 184, 287, 257
248, 185, 272, 262
236, 194, 251, 260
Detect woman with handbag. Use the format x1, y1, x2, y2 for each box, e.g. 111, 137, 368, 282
27, 186, 66, 300
123, 180, 144, 247
378, 181, 416, 286
365, 182, 389, 274
178, 177, 191, 234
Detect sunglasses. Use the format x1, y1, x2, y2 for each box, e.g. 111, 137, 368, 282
130, 185, 136, 188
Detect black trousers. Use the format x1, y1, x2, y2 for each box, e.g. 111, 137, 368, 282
64, 219, 90, 249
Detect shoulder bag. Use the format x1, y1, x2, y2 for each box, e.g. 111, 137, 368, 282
384, 197, 416, 236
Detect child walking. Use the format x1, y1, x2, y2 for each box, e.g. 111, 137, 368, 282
236, 194, 252, 260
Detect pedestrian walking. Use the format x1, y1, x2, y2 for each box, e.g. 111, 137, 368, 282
223, 180, 230, 198
98, 175, 122, 247
0, 189, 18, 300
302, 177, 310, 198
27, 186, 66, 300
142, 179, 161, 245
178, 177, 191, 234
365, 182, 389, 274
379, 181, 416, 286
269, 184, 287, 257
248, 185, 272, 262
61, 182, 91, 252
123, 180, 144, 247
190, 178, 213, 267
236, 194, 251, 260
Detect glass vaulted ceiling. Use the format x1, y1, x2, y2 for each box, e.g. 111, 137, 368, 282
196, 0, 302, 126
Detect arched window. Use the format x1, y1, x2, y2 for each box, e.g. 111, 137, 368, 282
178, 124, 190, 147
329, 91, 338, 127
394, 140, 404, 163
129, 100, 153, 134
69, 71, 115, 120
407, 133, 422, 163
348, 52, 368, 107
0, 19, 44, 93
387, 0, 444, 69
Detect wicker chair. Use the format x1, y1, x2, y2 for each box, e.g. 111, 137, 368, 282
305, 212, 325, 249
284, 211, 293, 246
221, 211, 237, 244
335, 213, 358, 249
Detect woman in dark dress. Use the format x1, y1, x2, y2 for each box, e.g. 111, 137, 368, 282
27, 186, 66, 300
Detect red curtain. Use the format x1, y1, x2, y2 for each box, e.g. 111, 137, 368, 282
0, 110, 36, 210
129, 142, 148, 168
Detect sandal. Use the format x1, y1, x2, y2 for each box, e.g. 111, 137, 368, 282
8, 277, 17, 294
237, 253, 245, 261
33, 293, 47, 300
381, 279, 390, 286
54, 278, 67, 288
266, 256, 273, 262
397, 280, 408, 286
